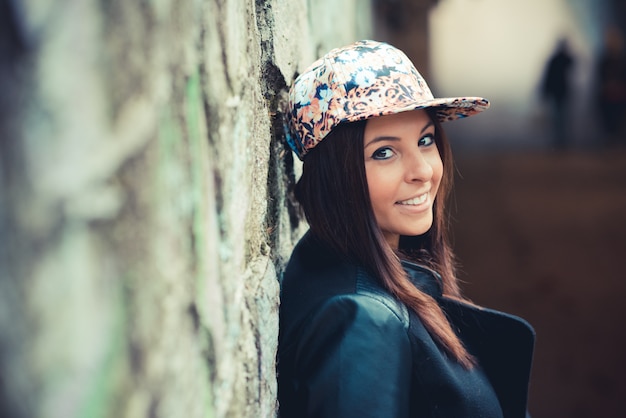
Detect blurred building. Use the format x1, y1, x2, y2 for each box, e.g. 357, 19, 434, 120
373, 0, 436, 78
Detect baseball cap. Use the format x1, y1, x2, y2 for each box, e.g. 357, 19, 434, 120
285, 40, 489, 159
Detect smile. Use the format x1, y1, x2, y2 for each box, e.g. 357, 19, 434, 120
397, 193, 428, 205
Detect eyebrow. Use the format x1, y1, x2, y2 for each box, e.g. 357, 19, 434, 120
364, 120, 435, 148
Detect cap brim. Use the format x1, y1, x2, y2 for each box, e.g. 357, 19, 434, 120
343, 96, 490, 124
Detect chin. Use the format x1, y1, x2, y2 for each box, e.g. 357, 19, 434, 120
404, 221, 433, 237
404, 229, 431, 237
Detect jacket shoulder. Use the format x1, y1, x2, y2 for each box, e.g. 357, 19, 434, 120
295, 270, 411, 350
280, 264, 411, 367
306, 291, 409, 337
354, 266, 410, 328
280, 232, 409, 335
280, 289, 413, 418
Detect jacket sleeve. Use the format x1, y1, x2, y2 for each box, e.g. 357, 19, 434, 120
291, 293, 412, 418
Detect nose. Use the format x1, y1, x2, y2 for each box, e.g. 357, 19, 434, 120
404, 148, 433, 183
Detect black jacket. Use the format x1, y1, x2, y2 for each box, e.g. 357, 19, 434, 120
278, 232, 535, 418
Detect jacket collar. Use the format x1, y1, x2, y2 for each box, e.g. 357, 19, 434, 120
296, 230, 445, 298
401, 260, 443, 298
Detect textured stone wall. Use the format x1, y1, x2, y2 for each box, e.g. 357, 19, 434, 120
0, 1, 370, 417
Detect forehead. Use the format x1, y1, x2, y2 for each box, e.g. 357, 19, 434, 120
364, 109, 432, 137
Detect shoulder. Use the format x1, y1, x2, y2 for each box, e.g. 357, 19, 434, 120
281, 231, 408, 324
289, 291, 412, 370
280, 232, 409, 346
354, 266, 410, 328
312, 288, 409, 333
440, 297, 535, 341
278, 274, 414, 418
281, 265, 410, 343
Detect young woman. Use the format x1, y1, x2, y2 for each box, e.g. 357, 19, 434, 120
278, 40, 535, 418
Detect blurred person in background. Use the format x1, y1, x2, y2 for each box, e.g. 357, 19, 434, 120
595, 25, 626, 146
541, 37, 575, 150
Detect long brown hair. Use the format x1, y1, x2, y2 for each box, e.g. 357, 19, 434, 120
294, 110, 475, 368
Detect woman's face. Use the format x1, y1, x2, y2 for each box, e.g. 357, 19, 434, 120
363, 109, 443, 249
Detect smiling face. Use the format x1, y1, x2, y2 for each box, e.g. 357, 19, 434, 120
363, 109, 443, 249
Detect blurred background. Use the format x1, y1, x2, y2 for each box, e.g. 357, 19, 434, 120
375, 0, 626, 416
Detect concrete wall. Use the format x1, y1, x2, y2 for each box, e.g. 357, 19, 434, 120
0, 1, 371, 417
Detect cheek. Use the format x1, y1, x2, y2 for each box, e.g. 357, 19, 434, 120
365, 167, 382, 204
429, 153, 444, 193
365, 165, 392, 209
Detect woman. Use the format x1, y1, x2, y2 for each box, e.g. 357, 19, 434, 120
278, 40, 534, 418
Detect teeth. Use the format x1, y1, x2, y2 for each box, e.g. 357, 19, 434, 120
398, 194, 427, 205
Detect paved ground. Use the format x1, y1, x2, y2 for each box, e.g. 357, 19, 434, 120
452, 149, 626, 418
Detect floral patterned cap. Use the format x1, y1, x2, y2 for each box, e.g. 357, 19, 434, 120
285, 40, 490, 159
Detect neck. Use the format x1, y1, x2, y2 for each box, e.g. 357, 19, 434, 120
383, 232, 400, 250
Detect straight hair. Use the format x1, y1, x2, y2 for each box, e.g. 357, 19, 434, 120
294, 110, 475, 368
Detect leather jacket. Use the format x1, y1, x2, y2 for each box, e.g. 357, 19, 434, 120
278, 232, 535, 417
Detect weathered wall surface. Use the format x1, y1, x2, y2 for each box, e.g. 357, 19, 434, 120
0, 1, 370, 417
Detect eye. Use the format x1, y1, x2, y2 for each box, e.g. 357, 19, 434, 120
371, 147, 395, 160
418, 133, 435, 147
